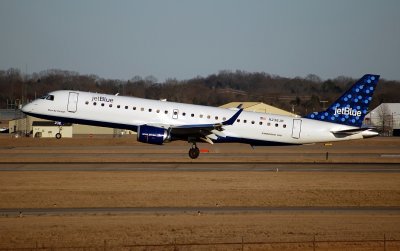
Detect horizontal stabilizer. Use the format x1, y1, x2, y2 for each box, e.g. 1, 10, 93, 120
331, 128, 379, 138
331, 128, 366, 135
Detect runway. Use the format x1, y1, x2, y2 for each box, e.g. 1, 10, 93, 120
1, 162, 400, 172
1, 206, 400, 217
1, 136, 399, 164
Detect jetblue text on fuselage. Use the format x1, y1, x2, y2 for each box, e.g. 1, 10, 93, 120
334, 107, 361, 117
92, 96, 114, 103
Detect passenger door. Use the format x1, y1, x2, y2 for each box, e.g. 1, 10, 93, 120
291, 119, 302, 139
67, 92, 79, 113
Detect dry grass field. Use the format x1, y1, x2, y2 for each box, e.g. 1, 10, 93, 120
1, 214, 400, 250
0, 136, 399, 250
0, 171, 399, 209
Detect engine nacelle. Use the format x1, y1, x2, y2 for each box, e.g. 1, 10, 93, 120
137, 125, 171, 145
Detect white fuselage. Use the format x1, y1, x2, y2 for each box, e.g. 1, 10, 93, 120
22, 90, 367, 145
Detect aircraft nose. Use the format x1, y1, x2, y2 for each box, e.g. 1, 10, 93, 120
21, 102, 35, 114
21, 104, 29, 113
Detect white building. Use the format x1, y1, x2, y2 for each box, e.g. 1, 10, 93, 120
8, 115, 125, 137
32, 121, 73, 138
364, 103, 400, 136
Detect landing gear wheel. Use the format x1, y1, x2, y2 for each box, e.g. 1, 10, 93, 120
189, 147, 200, 159
55, 133, 62, 139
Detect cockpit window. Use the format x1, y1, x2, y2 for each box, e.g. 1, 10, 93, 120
40, 94, 54, 101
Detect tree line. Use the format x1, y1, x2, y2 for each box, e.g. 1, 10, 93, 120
1, 68, 399, 116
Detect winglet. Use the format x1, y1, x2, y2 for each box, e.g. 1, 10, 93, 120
222, 109, 243, 126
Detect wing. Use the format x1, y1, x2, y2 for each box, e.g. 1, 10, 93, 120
146, 108, 243, 144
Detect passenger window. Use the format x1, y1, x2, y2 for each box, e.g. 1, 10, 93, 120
117, 105, 120, 108
207, 115, 211, 119
251, 121, 255, 124
156, 109, 160, 113
125, 106, 128, 109
215, 116, 218, 120
283, 124, 287, 128
141, 108, 144, 111
133, 107, 136, 110
93, 102, 97, 106
267, 122, 271, 126
191, 114, 194, 117
109, 104, 112, 108
101, 103, 105, 107
244, 120, 247, 123
149, 108, 152, 112
237, 119, 240, 122
200, 114, 203, 118
85, 101, 89, 105
275, 123, 278, 127
259, 122, 263, 125
165, 110, 168, 114
182, 112, 186, 116
223, 117, 226, 121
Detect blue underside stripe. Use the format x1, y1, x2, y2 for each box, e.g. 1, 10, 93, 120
214, 137, 297, 146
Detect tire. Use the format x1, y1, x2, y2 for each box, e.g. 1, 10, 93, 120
55, 133, 62, 139
188, 147, 200, 159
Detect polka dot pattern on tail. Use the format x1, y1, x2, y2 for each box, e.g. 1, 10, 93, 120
305, 74, 379, 127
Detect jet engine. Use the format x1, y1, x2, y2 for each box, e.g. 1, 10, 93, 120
137, 125, 171, 145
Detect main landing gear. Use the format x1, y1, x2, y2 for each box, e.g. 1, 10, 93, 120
188, 142, 200, 159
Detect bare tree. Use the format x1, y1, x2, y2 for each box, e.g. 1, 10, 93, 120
376, 104, 392, 136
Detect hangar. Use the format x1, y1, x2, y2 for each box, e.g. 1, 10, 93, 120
220, 102, 296, 117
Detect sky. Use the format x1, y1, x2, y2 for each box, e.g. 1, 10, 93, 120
0, 0, 399, 81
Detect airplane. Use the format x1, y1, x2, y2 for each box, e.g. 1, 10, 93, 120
22, 74, 380, 159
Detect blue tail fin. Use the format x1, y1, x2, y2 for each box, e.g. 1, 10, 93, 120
305, 74, 380, 127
